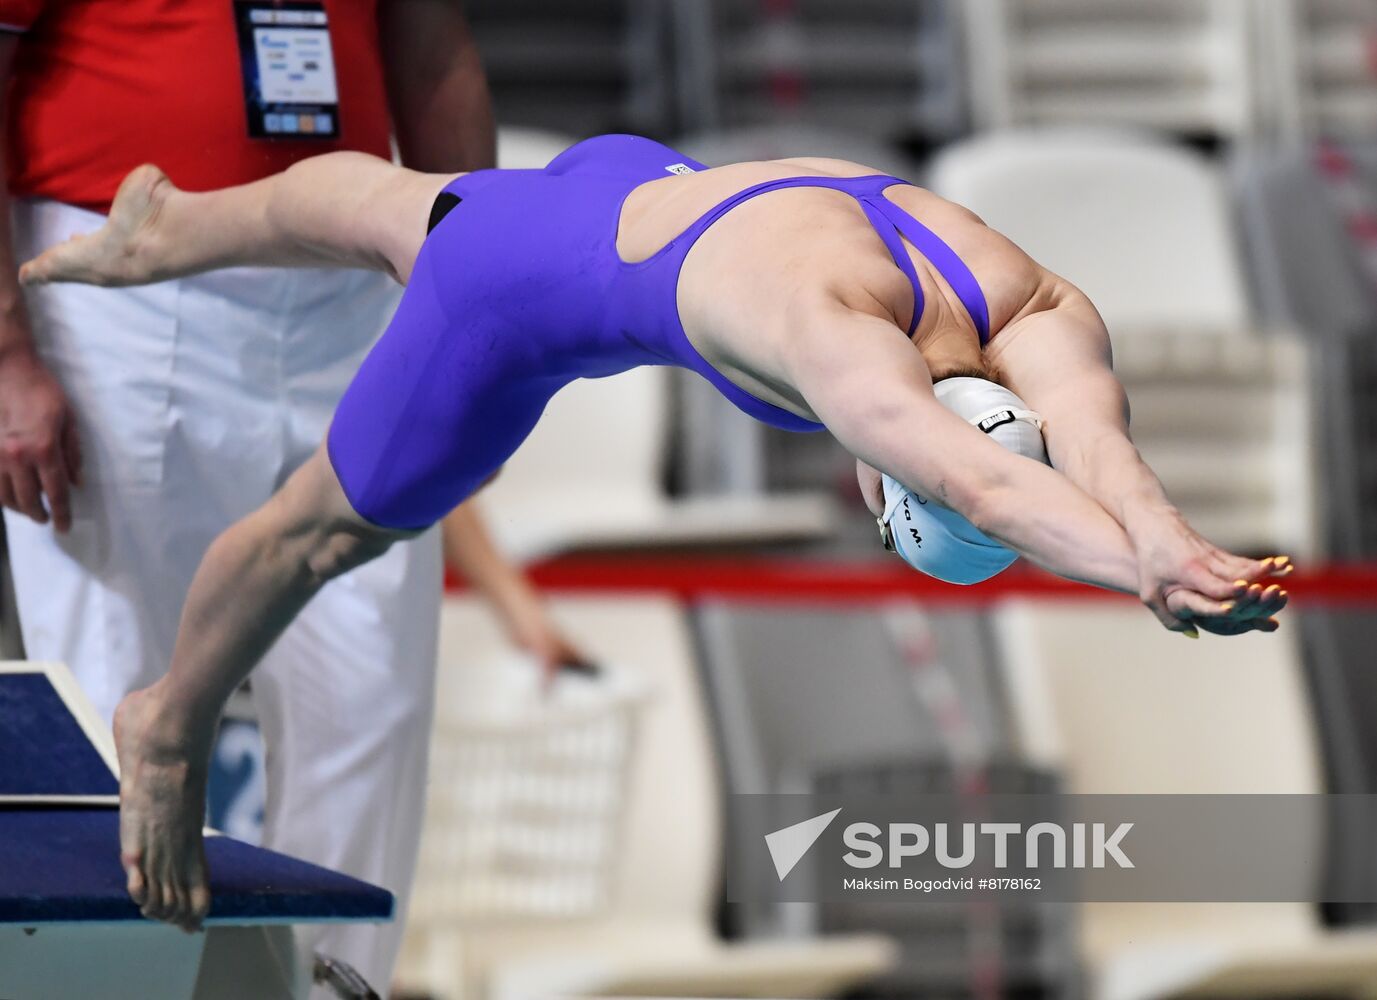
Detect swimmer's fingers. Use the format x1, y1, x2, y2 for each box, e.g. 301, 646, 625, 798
1163, 589, 1237, 638
1255, 584, 1288, 617
1225, 580, 1289, 619
1207, 550, 1265, 582
1165, 588, 1288, 637
1144, 591, 1200, 637
1208, 551, 1292, 586
1193, 616, 1281, 637
1165, 589, 1233, 620
1175, 561, 1243, 602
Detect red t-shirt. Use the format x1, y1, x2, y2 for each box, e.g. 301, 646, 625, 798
3, 0, 394, 212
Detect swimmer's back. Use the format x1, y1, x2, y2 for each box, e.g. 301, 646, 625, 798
328, 135, 1050, 528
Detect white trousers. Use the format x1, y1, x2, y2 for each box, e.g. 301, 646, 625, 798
7, 198, 442, 996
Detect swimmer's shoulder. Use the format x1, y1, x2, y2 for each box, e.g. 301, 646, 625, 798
731, 157, 1065, 332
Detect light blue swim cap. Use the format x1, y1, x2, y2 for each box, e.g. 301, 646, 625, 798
878, 377, 1048, 585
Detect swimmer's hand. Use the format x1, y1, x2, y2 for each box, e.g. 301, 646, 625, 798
19, 164, 174, 288
1164, 570, 1289, 637
113, 683, 213, 933
1125, 504, 1290, 637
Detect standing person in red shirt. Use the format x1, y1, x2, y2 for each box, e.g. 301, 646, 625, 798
0, 0, 579, 990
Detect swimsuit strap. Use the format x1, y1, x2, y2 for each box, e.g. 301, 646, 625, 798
862, 188, 992, 345
859, 198, 926, 337
667, 174, 992, 345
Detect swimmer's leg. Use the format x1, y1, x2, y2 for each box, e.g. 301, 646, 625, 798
20, 153, 460, 288
114, 441, 412, 930
112, 214, 553, 926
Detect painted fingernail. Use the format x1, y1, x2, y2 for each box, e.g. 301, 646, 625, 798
1278, 590, 1288, 599
1263, 585, 1280, 598
1183, 628, 1199, 639
1234, 579, 1249, 588
1220, 601, 1235, 612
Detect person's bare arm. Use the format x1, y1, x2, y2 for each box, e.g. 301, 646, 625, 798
442, 502, 588, 672
20, 154, 455, 289
0, 32, 82, 532
789, 299, 1255, 628
381, 0, 496, 173
986, 289, 1290, 613
113, 443, 415, 931
986, 289, 1177, 525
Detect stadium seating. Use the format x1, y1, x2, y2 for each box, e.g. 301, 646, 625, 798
397, 595, 897, 999
994, 600, 1377, 1000
962, 0, 1258, 140
1234, 141, 1377, 557
1259, 0, 1377, 140
464, 0, 674, 137
670, 0, 966, 141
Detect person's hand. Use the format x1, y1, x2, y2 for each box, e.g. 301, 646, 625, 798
1165, 572, 1289, 636
499, 589, 594, 683
0, 345, 81, 533
1124, 503, 1290, 636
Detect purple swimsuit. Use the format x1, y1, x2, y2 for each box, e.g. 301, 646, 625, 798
328, 134, 990, 529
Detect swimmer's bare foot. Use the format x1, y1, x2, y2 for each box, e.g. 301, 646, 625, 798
19, 164, 175, 287
113, 684, 213, 933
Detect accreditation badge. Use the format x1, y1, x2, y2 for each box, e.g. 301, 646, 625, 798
234, 0, 342, 140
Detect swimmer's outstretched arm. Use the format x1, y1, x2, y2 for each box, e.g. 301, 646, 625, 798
19, 153, 458, 288
791, 300, 1265, 633
986, 287, 1291, 625
111, 443, 411, 931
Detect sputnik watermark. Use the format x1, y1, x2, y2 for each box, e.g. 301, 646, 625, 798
765, 809, 1133, 884
842, 819, 1134, 870
735, 793, 1377, 903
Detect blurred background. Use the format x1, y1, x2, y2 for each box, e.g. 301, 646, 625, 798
131, 0, 1377, 998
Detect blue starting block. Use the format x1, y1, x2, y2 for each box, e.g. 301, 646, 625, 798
0, 662, 392, 999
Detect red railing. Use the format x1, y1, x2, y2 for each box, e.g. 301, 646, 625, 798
447, 557, 1377, 606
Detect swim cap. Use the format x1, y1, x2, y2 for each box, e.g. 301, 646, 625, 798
878, 378, 1048, 585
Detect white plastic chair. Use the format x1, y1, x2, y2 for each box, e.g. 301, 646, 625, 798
409, 656, 648, 934
962, 0, 1258, 139
669, 0, 966, 139
1260, 0, 1377, 141
929, 129, 1318, 558
993, 600, 1377, 1000
397, 594, 897, 1000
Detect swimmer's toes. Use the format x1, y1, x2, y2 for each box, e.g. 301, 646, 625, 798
188, 883, 211, 930
138, 880, 164, 921
125, 862, 147, 906
170, 885, 192, 929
